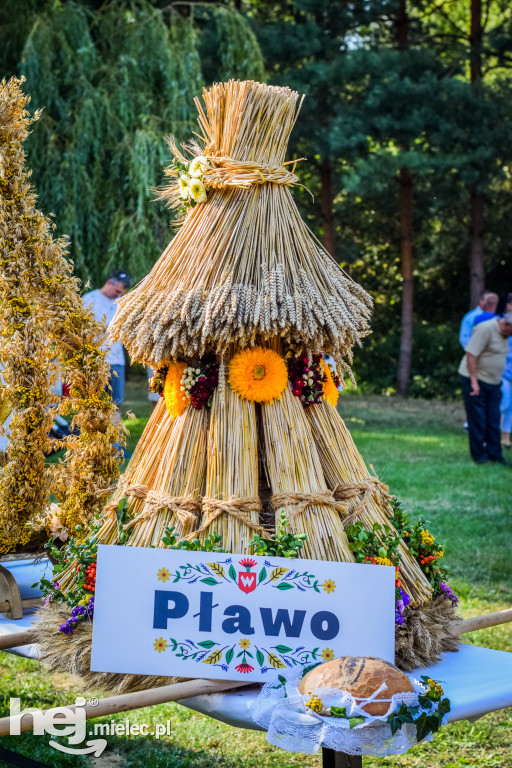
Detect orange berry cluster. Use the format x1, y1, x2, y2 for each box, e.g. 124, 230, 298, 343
420, 554, 437, 566
84, 562, 96, 593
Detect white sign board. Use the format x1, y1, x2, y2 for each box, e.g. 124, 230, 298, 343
91, 545, 395, 682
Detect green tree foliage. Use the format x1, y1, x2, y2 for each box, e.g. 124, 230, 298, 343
1, 0, 264, 285
250, 0, 512, 397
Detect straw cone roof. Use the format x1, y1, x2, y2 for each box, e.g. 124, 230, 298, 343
110, 80, 372, 368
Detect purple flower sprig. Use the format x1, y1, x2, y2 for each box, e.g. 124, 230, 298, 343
438, 581, 459, 607
59, 596, 94, 635
395, 587, 411, 626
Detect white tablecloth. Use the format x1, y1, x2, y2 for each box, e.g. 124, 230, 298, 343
181, 643, 512, 730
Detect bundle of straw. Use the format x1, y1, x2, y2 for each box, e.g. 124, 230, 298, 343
198, 381, 264, 551
262, 385, 354, 562
55, 399, 207, 594
306, 401, 432, 606
110, 80, 371, 370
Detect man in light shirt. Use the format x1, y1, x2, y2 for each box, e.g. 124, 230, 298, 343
458, 313, 512, 464
459, 291, 499, 350
83, 270, 131, 407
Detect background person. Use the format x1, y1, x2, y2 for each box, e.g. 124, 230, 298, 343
500, 293, 512, 448
458, 313, 512, 464
501, 343, 512, 448
459, 291, 499, 350
83, 270, 131, 410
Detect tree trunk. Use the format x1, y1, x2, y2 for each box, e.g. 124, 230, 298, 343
469, 0, 485, 308
395, 0, 413, 397
469, 190, 485, 305
319, 157, 336, 258
397, 167, 414, 398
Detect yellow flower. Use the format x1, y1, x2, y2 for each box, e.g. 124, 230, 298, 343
374, 557, 393, 566
163, 362, 190, 418
320, 359, 339, 408
157, 567, 171, 583
306, 694, 324, 713
322, 578, 336, 594
179, 174, 191, 199
426, 678, 444, 700
321, 647, 336, 661
421, 529, 435, 546
79, 594, 93, 606
189, 178, 207, 203
189, 156, 209, 178
228, 347, 288, 403
239, 638, 251, 650
154, 637, 168, 653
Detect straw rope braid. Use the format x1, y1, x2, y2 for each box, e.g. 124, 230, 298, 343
103, 479, 201, 531
271, 491, 349, 520
184, 496, 266, 540
201, 157, 302, 189
333, 477, 392, 527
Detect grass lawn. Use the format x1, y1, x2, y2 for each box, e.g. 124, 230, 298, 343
1, 380, 511, 767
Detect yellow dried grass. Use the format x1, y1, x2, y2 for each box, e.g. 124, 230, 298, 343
305, 400, 432, 606
56, 399, 208, 592
110, 80, 371, 369
262, 384, 354, 562
200, 381, 261, 551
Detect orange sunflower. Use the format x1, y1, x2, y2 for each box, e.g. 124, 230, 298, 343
163, 362, 189, 418
228, 347, 288, 403
320, 359, 339, 408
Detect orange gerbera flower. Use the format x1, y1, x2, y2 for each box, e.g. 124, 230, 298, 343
321, 359, 339, 408
228, 347, 288, 403
163, 362, 189, 418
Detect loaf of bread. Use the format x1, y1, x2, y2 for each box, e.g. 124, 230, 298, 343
298, 656, 414, 715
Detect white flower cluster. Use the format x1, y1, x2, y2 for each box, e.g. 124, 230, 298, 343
180, 365, 201, 393
179, 155, 209, 204
303, 370, 315, 388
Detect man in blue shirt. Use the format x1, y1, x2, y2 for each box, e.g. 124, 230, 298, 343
459, 291, 499, 350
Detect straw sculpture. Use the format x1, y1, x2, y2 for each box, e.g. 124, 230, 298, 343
36, 79, 460, 690
110, 81, 372, 374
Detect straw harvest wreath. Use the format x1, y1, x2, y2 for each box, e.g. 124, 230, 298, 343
35, 80, 460, 694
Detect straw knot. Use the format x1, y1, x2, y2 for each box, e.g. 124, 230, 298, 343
201, 157, 302, 190
104, 478, 201, 532
271, 491, 349, 521
183, 496, 266, 540
333, 477, 391, 527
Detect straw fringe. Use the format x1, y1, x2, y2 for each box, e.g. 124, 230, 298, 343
34, 603, 182, 695
395, 597, 460, 671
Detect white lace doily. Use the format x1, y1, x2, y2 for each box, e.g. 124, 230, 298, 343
251, 669, 449, 756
